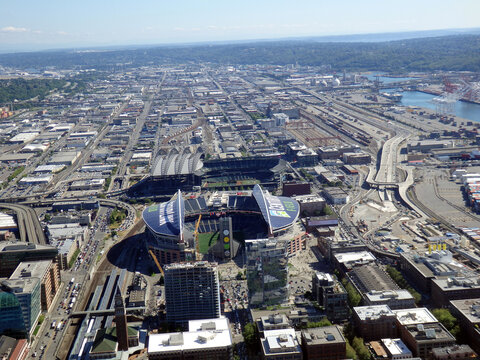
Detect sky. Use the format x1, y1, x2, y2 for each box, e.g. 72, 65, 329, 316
0, 0, 478, 52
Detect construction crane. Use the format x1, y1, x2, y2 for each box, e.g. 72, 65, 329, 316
432, 78, 480, 115
148, 249, 164, 277
194, 214, 202, 260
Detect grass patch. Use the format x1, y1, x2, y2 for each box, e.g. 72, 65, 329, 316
68, 248, 81, 268
33, 324, 41, 336
197, 231, 219, 254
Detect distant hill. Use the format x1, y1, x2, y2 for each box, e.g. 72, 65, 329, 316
1, 33, 479, 73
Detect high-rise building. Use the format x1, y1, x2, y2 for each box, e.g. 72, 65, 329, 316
246, 239, 289, 307
10, 260, 60, 312
0, 277, 41, 338
0, 291, 26, 338
164, 262, 220, 325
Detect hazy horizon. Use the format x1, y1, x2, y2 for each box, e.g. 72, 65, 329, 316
1, 0, 478, 53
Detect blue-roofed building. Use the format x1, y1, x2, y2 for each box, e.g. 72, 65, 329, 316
143, 191, 193, 266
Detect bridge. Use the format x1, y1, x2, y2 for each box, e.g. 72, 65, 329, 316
70, 306, 146, 318
0, 202, 47, 244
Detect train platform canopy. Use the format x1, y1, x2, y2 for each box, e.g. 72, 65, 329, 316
143, 185, 299, 237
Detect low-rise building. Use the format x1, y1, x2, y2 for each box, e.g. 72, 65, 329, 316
400, 322, 456, 359
449, 298, 480, 353
69, 179, 105, 191
0, 335, 28, 360
349, 264, 399, 294
364, 290, 416, 310
431, 344, 478, 360
261, 328, 302, 360
322, 187, 349, 205
294, 194, 326, 216
381, 338, 413, 360
431, 276, 480, 307
393, 308, 455, 359
148, 318, 233, 360
353, 305, 397, 341
312, 272, 348, 322
333, 251, 376, 275
257, 314, 290, 336
301, 325, 346, 360
342, 152, 371, 165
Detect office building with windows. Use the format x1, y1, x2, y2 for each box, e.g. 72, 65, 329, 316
164, 262, 220, 325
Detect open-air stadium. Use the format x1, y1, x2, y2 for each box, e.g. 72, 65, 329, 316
142, 184, 300, 266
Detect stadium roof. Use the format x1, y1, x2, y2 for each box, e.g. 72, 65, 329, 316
143, 190, 185, 238
143, 185, 299, 238
252, 184, 299, 234
152, 151, 203, 176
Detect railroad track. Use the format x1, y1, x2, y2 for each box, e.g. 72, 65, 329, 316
433, 178, 480, 223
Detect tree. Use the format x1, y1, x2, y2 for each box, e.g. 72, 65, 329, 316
307, 317, 332, 328
432, 308, 457, 330
386, 266, 422, 304
243, 322, 260, 351
352, 337, 371, 360
343, 280, 362, 307
346, 340, 358, 360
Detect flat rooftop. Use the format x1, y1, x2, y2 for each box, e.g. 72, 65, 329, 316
334, 251, 376, 265
148, 328, 231, 353
188, 317, 229, 332
1, 277, 40, 294
432, 276, 480, 291
393, 308, 437, 325
405, 322, 455, 342
261, 328, 301, 355
449, 298, 480, 324
365, 289, 414, 302
302, 325, 345, 345
382, 338, 411, 356
11, 260, 51, 279
354, 305, 395, 321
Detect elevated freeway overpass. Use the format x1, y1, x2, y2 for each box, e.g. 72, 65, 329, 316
0, 203, 46, 244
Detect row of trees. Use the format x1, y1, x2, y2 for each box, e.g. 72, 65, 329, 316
386, 266, 422, 303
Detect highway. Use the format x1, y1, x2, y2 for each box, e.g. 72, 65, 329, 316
373, 135, 405, 184
0, 203, 46, 244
